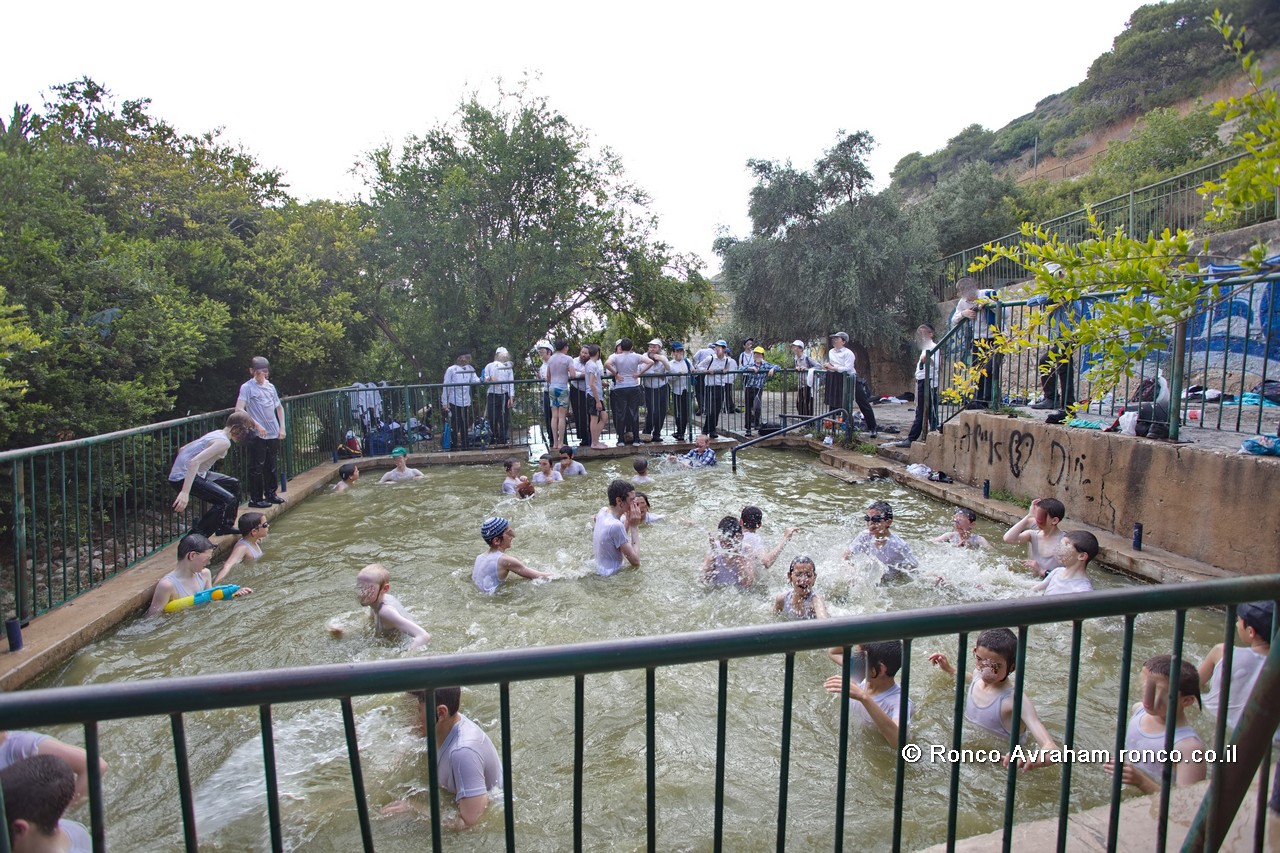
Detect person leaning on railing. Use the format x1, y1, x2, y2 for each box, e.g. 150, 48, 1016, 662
168, 411, 259, 538
790, 340, 821, 417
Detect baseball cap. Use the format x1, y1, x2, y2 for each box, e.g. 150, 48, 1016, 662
648, 338, 663, 347
1239, 601, 1275, 635
670, 341, 684, 350
481, 517, 510, 543
714, 339, 728, 347
391, 447, 408, 457
1045, 262, 1063, 275
792, 340, 805, 348
831, 331, 849, 341
535, 340, 552, 351
753, 346, 765, 354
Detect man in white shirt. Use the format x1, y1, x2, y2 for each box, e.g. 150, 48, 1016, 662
442, 352, 480, 449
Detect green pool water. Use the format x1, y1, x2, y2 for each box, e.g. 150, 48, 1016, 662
34, 449, 1228, 852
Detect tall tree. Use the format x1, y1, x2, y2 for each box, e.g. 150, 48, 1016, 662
716, 132, 937, 377
362, 87, 713, 378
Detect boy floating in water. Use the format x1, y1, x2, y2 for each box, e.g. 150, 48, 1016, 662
332, 563, 430, 649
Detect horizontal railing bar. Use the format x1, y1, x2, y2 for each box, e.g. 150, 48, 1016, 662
1, 576, 1277, 729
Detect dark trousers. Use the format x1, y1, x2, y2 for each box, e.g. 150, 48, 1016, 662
172, 472, 239, 537
1038, 344, 1075, 408
692, 376, 704, 414
569, 385, 591, 445
486, 393, 510, 444
725, 380, 738, 413
853, 376, 877, 433
246, 434, 279, 502
824, 371, 847, 412
448, 403, 473, 449
970, 340, 1001, 408
702, 383, 724, 437
643, 385, 668, 440
671, 390, 691, 441
796, 385, 814, 417
613, 386, 642, 443
744, 386, 762, 431
541, 391, 552, 444
907, 380, 939, 442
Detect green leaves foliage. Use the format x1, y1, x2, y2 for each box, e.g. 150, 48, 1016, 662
362, 86, 713, 377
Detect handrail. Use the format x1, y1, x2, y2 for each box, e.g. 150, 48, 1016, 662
730, 408, 850, 470
0, 575, 1277, 853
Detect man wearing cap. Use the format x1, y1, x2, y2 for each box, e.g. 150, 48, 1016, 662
534, 340, 554, 445
639, 338, 671, 442
236, 356, 286, 508
823, 332, 877, 436
666, 342, 693, 442
700, 340, 733, 438
443, 352, 480, 450
741, 346, 780, 436
482, 347, 515, 445
791, 341, 821, 417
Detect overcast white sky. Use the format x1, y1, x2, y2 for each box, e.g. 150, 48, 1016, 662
3, 2, 1138, 273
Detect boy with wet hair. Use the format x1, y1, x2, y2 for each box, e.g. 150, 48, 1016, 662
1105, 654, 1206, 793
334, 463, 360, 493
931, 507, 990, 549
557, 446, 587, 477
773, 555, 827, 619
1, 755, 92, 852
1032, 530, 1097, 596
594, 480, 642, 576
532, 453, 563, 485
739, 505, 800, 570
824, 639, 913, 746
928, 627, 1058, 770
148, 533, 252, 615
843, 500, 918, 579
1198, 601, 1280, 750
1003, 497, 1066, 578
345, 563, 430, 649
632, 456, 655, 484
383, 687, 503, 830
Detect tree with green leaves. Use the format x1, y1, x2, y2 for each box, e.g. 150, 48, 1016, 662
715, 132, 937, 379
361, 86, 713, 380
961, 12, 1277, 407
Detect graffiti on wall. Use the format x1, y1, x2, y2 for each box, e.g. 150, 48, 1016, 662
957, 421, 1093, 495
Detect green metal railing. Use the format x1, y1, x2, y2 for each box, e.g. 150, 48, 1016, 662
933, 153, 1279, 301
0, 369, 861, 622
926, 270, 1280, 442
0, 576, 1275, 852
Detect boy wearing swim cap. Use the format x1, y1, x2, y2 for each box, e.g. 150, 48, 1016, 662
472, 518, 553, 594
379, 447, 425, 483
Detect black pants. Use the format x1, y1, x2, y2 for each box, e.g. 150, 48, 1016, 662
671, 390, 691, 441
970, 340, 1001, 408
613, 386, 642, 443
702, 384, 723, 437
486, 393, 510, 444
853, 376, 877, 433
744, 386, 762, 431
1038, 344, 1075, 408
448, 403, 473, 449
797, 385, 814, 418
824, 371, 847, 412
643, 385, 668, 440
569, 385, 591, 446
246, 434, 279, 502
692, 376, 704, 414
907, 380, 939, 442
172, 472, 239, 537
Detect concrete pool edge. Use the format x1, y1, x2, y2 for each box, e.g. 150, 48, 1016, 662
0, 440, 1230, 691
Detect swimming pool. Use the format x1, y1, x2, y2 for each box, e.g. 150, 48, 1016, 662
32, 450, 1228, 851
